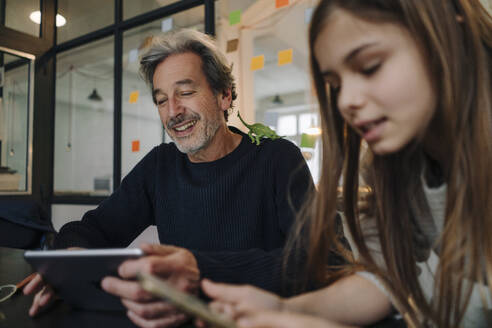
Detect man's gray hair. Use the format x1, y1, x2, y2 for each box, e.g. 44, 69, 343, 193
139, 29, 237, 121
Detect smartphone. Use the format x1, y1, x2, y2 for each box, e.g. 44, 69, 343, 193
137, 272, 236, 328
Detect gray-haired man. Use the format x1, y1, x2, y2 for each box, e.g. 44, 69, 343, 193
25, 29, 313, 328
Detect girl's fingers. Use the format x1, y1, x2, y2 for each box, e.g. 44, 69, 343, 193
23, 273, 44, 295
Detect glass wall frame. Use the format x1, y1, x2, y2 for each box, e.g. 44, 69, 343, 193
0, 0, 55, 216
0, 46, 35, 195
51, 0, 215, 204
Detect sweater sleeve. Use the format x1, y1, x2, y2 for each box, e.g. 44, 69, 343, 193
191, 141, 314, 296
53, 148, 158, 249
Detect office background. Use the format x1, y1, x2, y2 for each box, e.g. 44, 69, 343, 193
0, 0, 490, 232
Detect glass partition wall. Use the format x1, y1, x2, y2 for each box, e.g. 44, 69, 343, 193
0, 48, 35, 193
215, 0, 322, 183
3, 0, 41, 37
121, 5, 205, 178
52, 0, 210, 202
54, 37, 114, 195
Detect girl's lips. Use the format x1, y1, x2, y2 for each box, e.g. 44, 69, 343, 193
361, 118, 387, 143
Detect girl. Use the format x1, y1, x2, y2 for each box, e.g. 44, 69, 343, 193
202, 0, 492, 327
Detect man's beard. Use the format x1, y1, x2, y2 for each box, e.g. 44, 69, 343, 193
167, 114, 221, 155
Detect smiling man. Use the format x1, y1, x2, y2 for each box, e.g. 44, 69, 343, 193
152, 51, 241, 162
25, 30, 313, 328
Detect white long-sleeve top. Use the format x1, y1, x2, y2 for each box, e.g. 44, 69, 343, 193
343, 180, 492, 327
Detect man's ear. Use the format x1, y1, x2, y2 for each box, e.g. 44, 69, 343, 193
218, 88, 232, 111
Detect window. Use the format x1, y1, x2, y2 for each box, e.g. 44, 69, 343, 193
121, 5, 204, 179
216, 0, 321, 182
46, 1, 214, 202
4, 0, 40, 37
0, 51, 34, 192
57, 0, 114, 43
277, 115, 297, 136
54, 37, 114, 195
123, 0, 176, 20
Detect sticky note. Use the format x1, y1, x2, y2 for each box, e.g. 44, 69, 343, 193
300, 133, 317, 148
129, 91, 139, 104
161, 17, 173, 32
305, 7, 314, 24
278, 48, 293, 66
226, 39, 239, 53
131, 140, 140, 152
128, 48, 138, 63
276, 0, 289, 8
250, 55, 264, 71
229, 10, 241, 25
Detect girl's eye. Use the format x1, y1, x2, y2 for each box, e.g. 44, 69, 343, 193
329, 82, 340, 92
361, 62, 381, 76
324, 80, 340, 93
323, 77, 340, 92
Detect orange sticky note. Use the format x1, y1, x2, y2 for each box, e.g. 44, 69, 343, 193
278, 48, 293, 66
276, 0, 289, 8
250, 55, 264, 71
131, 140, 140, 152
129, 91, 139, 104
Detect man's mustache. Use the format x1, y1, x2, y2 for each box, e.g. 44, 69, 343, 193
167, 114, 200, 129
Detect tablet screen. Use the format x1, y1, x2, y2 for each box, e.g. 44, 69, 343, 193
25, 248, 144, 311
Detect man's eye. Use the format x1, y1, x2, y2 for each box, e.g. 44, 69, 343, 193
361, 62, 381, 76
179, 91, 195, 97
157, 99, 167, 106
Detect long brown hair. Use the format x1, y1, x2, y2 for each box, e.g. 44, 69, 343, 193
287, 0, 492, 326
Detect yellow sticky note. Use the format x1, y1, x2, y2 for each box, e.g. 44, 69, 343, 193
129, 91, 139, 104
250, 55, 264, 71
278, 49, 293, 66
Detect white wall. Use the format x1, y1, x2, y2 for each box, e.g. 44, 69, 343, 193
51, 204, 97, 231
51, 204, 159, 246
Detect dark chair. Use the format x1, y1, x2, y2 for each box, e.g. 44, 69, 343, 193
0, 200, 55, 249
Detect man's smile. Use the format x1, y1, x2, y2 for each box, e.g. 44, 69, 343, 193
173, 120, 197, 133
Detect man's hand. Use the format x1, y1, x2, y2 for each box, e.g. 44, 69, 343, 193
201, 279, 283, 320
101, 243, 200, 328
23, 273, 57, 317
235, 311, 359, 328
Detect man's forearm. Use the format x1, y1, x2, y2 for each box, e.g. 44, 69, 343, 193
283, 274, 393, 326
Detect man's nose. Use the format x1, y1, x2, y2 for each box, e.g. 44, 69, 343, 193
168, 97, 184, 117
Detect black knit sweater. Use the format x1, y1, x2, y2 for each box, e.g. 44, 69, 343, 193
54, 127, 313, 294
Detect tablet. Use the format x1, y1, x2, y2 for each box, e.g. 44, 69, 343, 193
24, 248, 144, 311
138, 272, 236, 328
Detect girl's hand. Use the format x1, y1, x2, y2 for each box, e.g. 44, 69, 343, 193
23, 273, 58, 316
236, 311, 359, 328
201, 279, 283, 320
